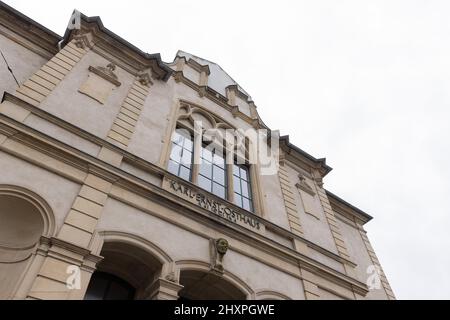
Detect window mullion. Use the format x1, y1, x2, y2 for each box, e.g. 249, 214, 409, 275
191, 131, 202, 184
226, 148, 234, 201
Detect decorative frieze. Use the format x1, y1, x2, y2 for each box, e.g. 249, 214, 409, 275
163, 177, 264, 234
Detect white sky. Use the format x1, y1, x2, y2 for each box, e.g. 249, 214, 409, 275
4, 0, 450, 299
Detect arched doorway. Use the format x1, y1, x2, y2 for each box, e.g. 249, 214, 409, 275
85, 236, 166, 300
0, 186, 54, 299
84, 271, 135, 300
178, 270, 247, 300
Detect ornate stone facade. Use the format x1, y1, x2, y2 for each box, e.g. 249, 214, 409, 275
0, 2, 394, 300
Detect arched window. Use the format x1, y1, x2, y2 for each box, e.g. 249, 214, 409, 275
167, 105, 255, 212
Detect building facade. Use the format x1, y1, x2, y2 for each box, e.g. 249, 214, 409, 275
0, 2, 395, 300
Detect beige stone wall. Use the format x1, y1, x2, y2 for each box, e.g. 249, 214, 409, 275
0, 5, 395, 300
37, 50, 135, 141
0, 33, 48, 95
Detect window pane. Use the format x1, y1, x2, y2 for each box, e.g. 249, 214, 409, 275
241, 180, 250, 198
213, 165, 225, 186
179, 166, 191, 181
171, 131, 183, 146
170, 144, 182, 162
240, 167, 248, 181
198, 175, 212, 192
183, 137, 193, 151
213, 153, 225, 168
199, 161, 212, 178
242, 197, 252, 211
233, 165, 240, 177
234, 193, 242, 207
181, 150, 192, 166
202, 148, 213, 162
168, 160, 179, 175
213, 183, 226, 199
233, 176, 241, 194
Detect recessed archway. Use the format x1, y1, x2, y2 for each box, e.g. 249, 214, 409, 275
0, 185, 55, 299
176, 260, 253, 300
179, 270, 247, 300
86, 231, 172, 300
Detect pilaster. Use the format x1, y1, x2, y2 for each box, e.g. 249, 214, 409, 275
278, 163, 305, 239
143, 278, 184, 300
357, 224, 396, 300
26, 237, 102, 300
57, 174, 113, 248
105, 73, 152, 151
313, 171, 351, 262
13, 34, 94, 108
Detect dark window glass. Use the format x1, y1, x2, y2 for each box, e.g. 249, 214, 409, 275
198, 145, 227, 199
233, 164, 253, 212
84, 272, 135, 300
168, 129, 193, 181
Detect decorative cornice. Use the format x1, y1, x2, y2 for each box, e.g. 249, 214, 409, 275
61, 13, 172, 81
280, 135, 333, 178
326, 190, 373, 225
186, 58, 210, 75
0, 1, 61, 57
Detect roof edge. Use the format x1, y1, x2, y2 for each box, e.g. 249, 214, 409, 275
326, 190, 373, 224
61, 12, 172, 81
280, 135, 333, 177
0, 1, 62, 55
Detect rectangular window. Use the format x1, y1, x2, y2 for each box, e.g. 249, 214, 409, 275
233, 163, 253, 212
198, 145, 227, 200
167, 129, 193, 181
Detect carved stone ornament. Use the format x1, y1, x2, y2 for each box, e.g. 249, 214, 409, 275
72, 30, 95, 49
295, 173, 315, 196
210, 238, 229, 273
312, 170, 324, 188
88, 63, 121, 87
216, 238, 229, 255
137, 72, 153, 87
198, 86, 207, 98
165, 272, 177, 283
78, 62, 121, 104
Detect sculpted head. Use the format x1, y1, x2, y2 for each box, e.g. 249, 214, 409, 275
216, 238, 229, 255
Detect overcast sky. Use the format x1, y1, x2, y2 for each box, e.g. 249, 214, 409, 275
5, 0, 450, 299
